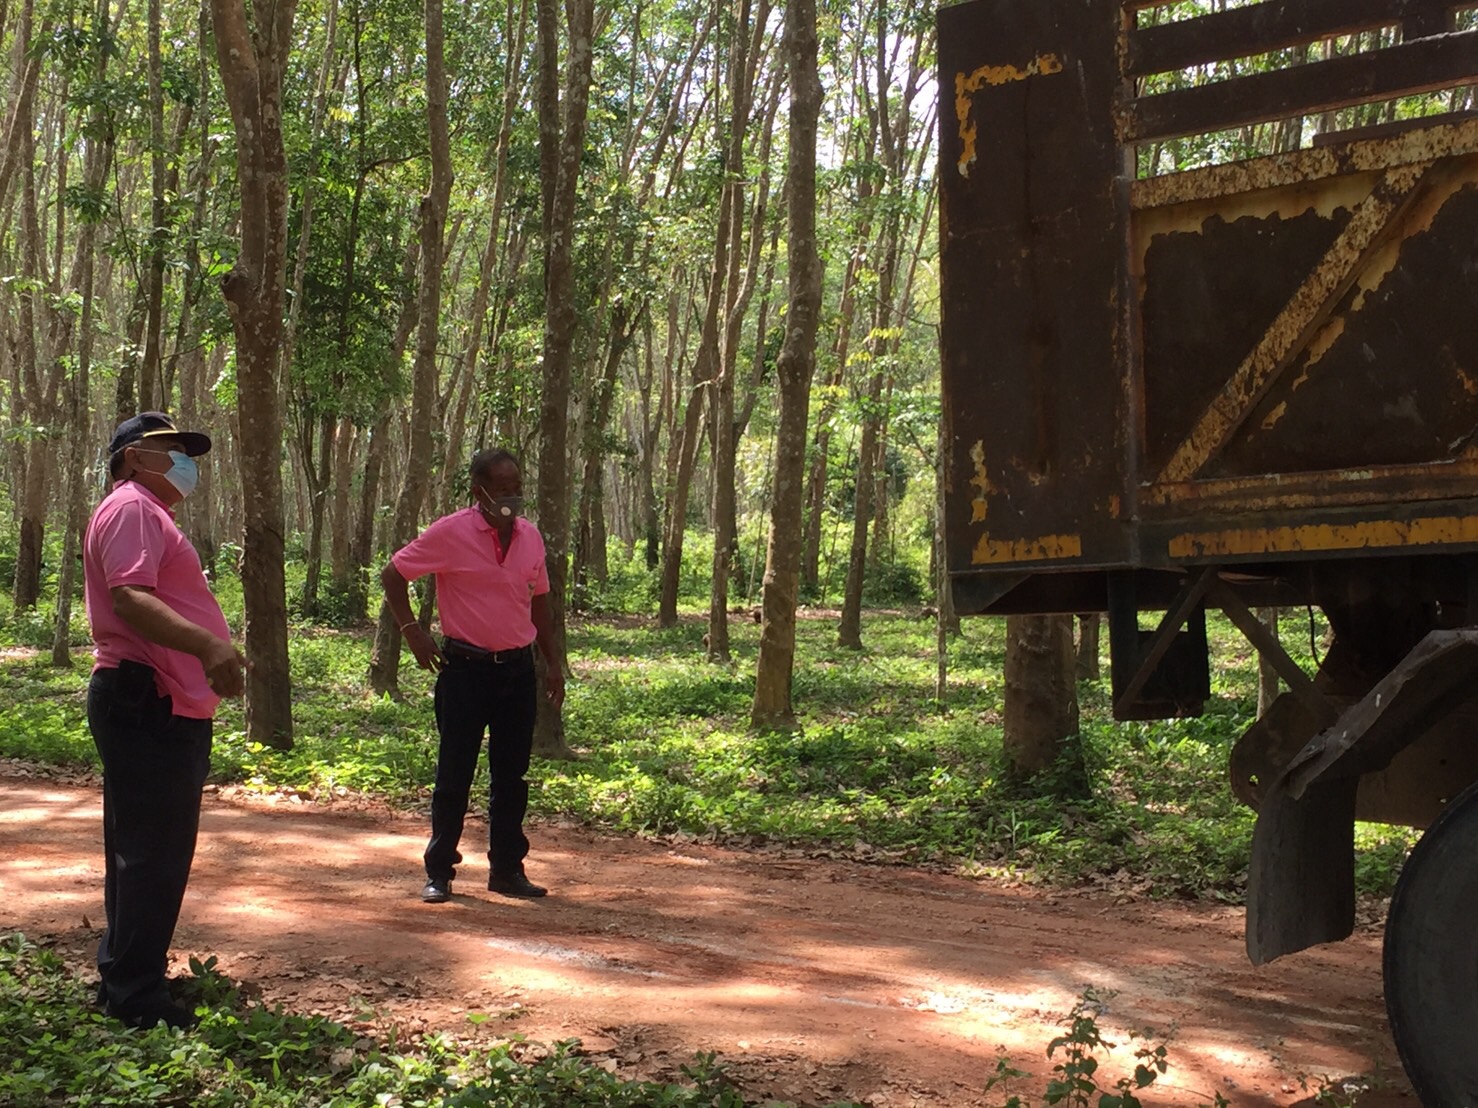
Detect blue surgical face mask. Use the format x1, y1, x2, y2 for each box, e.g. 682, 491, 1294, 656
164, 451, 200, 497
138, 447, 199, 497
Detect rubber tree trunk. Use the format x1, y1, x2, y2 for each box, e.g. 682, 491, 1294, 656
837, 210, 901, 648
800, 177, 872, 596
836, 369, 884, 649
52, 14, 111, 662
368, 0, 452, 697
657, 373, 709, 626
0, 0, 44, 216
300, 414, 333, 618
531, 0, 594, 758
637, 310, 665, 571
1076, 614, 1101, 681
658, 189, 734, 627
932, 412, 955, 698
177, 348, 217, 571
706, 0, 769, 663
52, 366, 87, 667
572, 305, 635, 608
328, 418, 354, 586
211, 0, 301, 748
750, 0, 821, 729
1003, 614, 1085, 792
139, 0, 166, 412
12, 118, 47, 611
350, 238, 421, 619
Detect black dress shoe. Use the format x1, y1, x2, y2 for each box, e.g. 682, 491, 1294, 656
488, 869, 547, 898
422, 878, 451, 903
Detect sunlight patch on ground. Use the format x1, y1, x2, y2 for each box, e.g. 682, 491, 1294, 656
0, 799, 96, 824
0, 857, 94, 879
660, 851, 713, 867
484, 936, 671, 977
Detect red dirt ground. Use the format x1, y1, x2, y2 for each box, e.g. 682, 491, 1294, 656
0, 773, 1415, 1107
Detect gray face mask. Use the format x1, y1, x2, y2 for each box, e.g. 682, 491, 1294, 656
479, 491, 524, 519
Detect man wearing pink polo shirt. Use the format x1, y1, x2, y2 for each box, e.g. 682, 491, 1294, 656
84, 412, 246, 1030
381, 448, 564, 902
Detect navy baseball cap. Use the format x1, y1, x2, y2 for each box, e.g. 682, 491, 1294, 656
108, 412, 212, 458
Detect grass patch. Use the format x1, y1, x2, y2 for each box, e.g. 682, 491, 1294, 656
0, 932, 838, 1107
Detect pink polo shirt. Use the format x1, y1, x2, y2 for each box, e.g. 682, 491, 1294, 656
391, 509, 549, 652
84, 481, 232, 719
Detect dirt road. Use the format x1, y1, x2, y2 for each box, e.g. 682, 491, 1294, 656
0, 774, 1411, 1107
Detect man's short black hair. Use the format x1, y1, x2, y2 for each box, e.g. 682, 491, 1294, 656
470, 448, 519, 483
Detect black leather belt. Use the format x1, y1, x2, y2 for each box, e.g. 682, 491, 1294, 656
442, 637, 533, 665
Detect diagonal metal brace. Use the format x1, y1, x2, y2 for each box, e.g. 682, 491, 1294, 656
1113, 567, 1219, 719
1156, 161, 1432, 483
1210, 580, 1340, 728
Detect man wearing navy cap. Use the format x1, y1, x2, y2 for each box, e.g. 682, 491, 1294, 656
84, 412, 245, 1029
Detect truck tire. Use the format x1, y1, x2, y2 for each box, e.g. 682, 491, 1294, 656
1383, 778, 1478, 1105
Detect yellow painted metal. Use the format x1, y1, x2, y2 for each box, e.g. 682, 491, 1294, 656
1144, 460, 1478, 512
972, 533, 1084, 565
952, 54, 1064, 179
1168, 516, 1478, 559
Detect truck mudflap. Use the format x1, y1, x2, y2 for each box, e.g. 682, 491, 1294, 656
1247, 628, 1478, 964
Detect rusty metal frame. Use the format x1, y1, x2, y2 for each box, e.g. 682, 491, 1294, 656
1283, 629, 1478, 796
1127, 32, 1478, 144
1142, 457, 1478, 513
1110, 566, 1217, 717
940, 0, 1478, 978
1155, 161, 1433, 484
941, 0, 1478, 588
1126, 0, 1457, 78
1130, 117, 1478, 210
1209, 579, 1341, 725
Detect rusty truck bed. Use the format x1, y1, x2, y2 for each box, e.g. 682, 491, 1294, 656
939, 0, 1478, 616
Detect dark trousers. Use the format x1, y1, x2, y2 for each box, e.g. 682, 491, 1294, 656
424, 652, 538, 881
87, 662, 212, 1015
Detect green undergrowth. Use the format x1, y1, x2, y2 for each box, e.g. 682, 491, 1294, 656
985, 987, 1230, 1108
0, 933, 846, 1108
0, 600, 1416, 900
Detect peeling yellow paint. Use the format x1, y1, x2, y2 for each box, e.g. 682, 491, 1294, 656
1300, 316, 1347, 377
1168, 516, 1478, 559
969, 440, 990, 524
954, 54, 1063, 179
972, 533, 1083, 565
1458, 369, 1478, 397
1131, 117, 1478, 212
964, 439, 1080, 563
1349, 173, 1463, 313
1132, 174, 1373, 269
1260, 401, 1288, 431
1108, 494, 1121, 517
